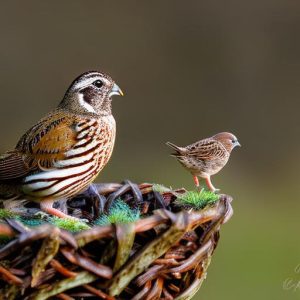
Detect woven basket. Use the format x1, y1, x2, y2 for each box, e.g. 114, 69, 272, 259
0, 182, 233, 300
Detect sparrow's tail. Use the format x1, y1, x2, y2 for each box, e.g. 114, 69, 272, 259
166, 142, 186, 154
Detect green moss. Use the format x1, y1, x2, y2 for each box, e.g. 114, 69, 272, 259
19, 217, 46, 227
95, 199, 140, 226
175, 189, 219, 210
50, 217, 90, 232
0, 210, 47, 228
0, 209, 16, 219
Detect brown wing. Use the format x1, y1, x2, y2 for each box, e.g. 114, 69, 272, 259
16, 111, 79, 170
0, 151, 31, 180
186, 138, 228, 161
0, 111, 79, 181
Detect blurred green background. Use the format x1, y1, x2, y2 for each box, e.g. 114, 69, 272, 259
0, 1, 299, 299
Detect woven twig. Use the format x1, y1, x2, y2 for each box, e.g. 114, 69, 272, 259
0, 182, 233, 300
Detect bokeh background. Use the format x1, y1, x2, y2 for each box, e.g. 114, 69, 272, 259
0, 1, 299, 299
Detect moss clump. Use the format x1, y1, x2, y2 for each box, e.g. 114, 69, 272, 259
0, 209, 16, 219
175, 190, 219, 210
19, 217, 46, 227
95, 199, 140, 226
50, 217, 90, 232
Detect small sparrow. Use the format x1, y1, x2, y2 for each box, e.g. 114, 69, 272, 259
166, 132, 240, 191
0, 71, 123, 218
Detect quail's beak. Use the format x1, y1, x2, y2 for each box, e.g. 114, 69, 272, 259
109, 83, 124, 98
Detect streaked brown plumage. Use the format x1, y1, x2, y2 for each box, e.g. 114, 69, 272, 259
0, 71, 123, 218
166, 132, 240, 191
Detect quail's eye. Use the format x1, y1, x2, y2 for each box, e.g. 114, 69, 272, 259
93, 80, 103, 88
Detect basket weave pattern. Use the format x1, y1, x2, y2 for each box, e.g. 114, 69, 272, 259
0, 182, 233, 300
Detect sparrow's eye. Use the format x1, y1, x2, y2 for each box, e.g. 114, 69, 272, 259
93, 80, 103, 88
231, 139, 236, 143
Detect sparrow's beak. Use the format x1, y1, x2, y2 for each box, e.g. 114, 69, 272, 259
109, 83, 124, 97
235, 141, 241, 147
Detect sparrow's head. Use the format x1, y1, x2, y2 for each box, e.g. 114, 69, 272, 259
213, 132, 241, 152
59, 71, 123, 116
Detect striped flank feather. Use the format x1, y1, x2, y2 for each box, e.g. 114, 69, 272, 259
22, 116, 116, 198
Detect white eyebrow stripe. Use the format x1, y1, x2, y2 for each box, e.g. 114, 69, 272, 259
74, 76, 110, 90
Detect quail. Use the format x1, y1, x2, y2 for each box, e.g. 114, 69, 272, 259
0, 71, 123, 218
166, 132, 240, 192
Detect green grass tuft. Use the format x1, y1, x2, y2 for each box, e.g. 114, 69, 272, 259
95, 199, 140, 226
175, 189, 219, 210
0, 208, 16, 219
50, 217, 90, 232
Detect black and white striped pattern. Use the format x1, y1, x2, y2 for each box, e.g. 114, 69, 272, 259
22, 116, 116, 199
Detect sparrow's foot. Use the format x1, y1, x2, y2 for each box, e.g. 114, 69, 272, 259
205, 177, 219, 193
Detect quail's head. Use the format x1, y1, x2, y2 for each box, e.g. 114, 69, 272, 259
213, 132, 241, 152
59, 71, 123, 116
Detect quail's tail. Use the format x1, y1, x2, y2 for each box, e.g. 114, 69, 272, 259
166, 142, 186, 154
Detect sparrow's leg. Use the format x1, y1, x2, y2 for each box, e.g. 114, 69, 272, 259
40, 198, 77, 219
205, 177, 219, 192
193, 176, 200, 187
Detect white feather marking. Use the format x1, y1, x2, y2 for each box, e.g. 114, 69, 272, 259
23, 162, 94, 182
36, 172, 90, 196
78, 94, 95, 113
53, 174, 94, 197
77, 130, 90, 139
74, 76, 110, 90
66, 139, 100, 157
25, 164, 97, 197
74, 138, 89, 147
77, 128, 93, 139
53, 151, 95, 167
75, 123, 87, 132
22, 180, 56, 191
75, 119, 97, 131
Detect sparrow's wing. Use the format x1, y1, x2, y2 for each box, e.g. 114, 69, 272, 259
0, 151, 31, 180
186, 139, 227, 161
15, 112, 79, 170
